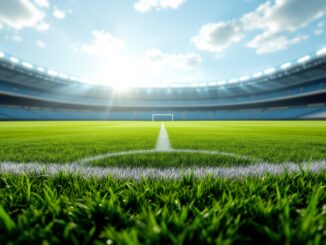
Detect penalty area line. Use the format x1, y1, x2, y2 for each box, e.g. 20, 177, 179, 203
0, 162, 325, 179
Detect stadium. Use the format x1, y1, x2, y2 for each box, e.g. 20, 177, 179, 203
1, 48, 326, 120
1, 0, 326, 244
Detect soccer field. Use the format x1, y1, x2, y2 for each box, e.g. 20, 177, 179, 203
0, 121, 325, 243
1, 121, 326, 165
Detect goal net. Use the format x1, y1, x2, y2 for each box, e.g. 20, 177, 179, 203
152, 114, 174, 121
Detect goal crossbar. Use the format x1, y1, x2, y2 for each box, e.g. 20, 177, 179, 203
152, 114, 174, 121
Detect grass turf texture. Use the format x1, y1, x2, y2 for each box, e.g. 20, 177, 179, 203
1, 121, 326, 244
0, 121, 160, 163
1, 121, 326, 166
166, 121, 326, 163
0, 172, 325, 244
89, 152, 252, 168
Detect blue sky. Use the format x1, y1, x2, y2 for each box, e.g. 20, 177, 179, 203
0, 0, 325, 87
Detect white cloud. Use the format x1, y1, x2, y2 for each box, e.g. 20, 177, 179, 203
193, 0, 326, 54
247, 32, 308, 54
145, 48, 202, 69
77, 30, 124, 56
192, 21, 243, 52
34, 0, 49, 8
0, 0, 45, 29
246, 0, 326, 33
52, 6, 66, 20
36, 40, 46, 47
244, 0, 326, 53
134, 0, 185, 13
75, 32, 201, 87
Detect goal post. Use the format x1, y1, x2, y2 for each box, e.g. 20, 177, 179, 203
152, 114, 174, 121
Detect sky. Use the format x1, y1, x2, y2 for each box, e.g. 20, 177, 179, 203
0, 0, 326, 88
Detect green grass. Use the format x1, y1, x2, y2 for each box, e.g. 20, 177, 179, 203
1, 121, 326, 166
166, 121, 326, 163
0, 172, 325, 244
89, 152, 252, 167
0, 120, 326, 244
0, 121, 160, 163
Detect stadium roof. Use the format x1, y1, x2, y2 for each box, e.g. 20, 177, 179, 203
0, 47, 326, 90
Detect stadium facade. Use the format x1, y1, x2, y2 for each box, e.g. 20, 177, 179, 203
0, 48, 326, 120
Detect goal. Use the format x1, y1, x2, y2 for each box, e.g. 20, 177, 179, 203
152, 114, 174, 121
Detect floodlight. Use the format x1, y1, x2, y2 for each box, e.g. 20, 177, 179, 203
297, 55, 310, 64
0, 51, 5, 58
22, 61, 33, 69
38, 67, 45, 72
316, 47, 326, 56
10, 57, 19, 63
48, 70, 58, 76
239, 76, 250, 81
217, 80, 226, 85
281, 62, 291, 70
264, 67, 276, 75
252, 72, 262, 78
58, 73, 68, 79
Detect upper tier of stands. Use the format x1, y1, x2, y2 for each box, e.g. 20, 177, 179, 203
0, 76, 325, 108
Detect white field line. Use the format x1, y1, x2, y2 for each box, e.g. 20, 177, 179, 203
2, 122, 324, 178
75, 122, 262, 164
0, 162, 325, 179
156, 123, 172, 151
76, 150, 157, 164
16, 122, 259, 165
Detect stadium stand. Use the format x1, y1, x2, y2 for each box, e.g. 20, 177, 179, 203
0, 48, 326, 120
